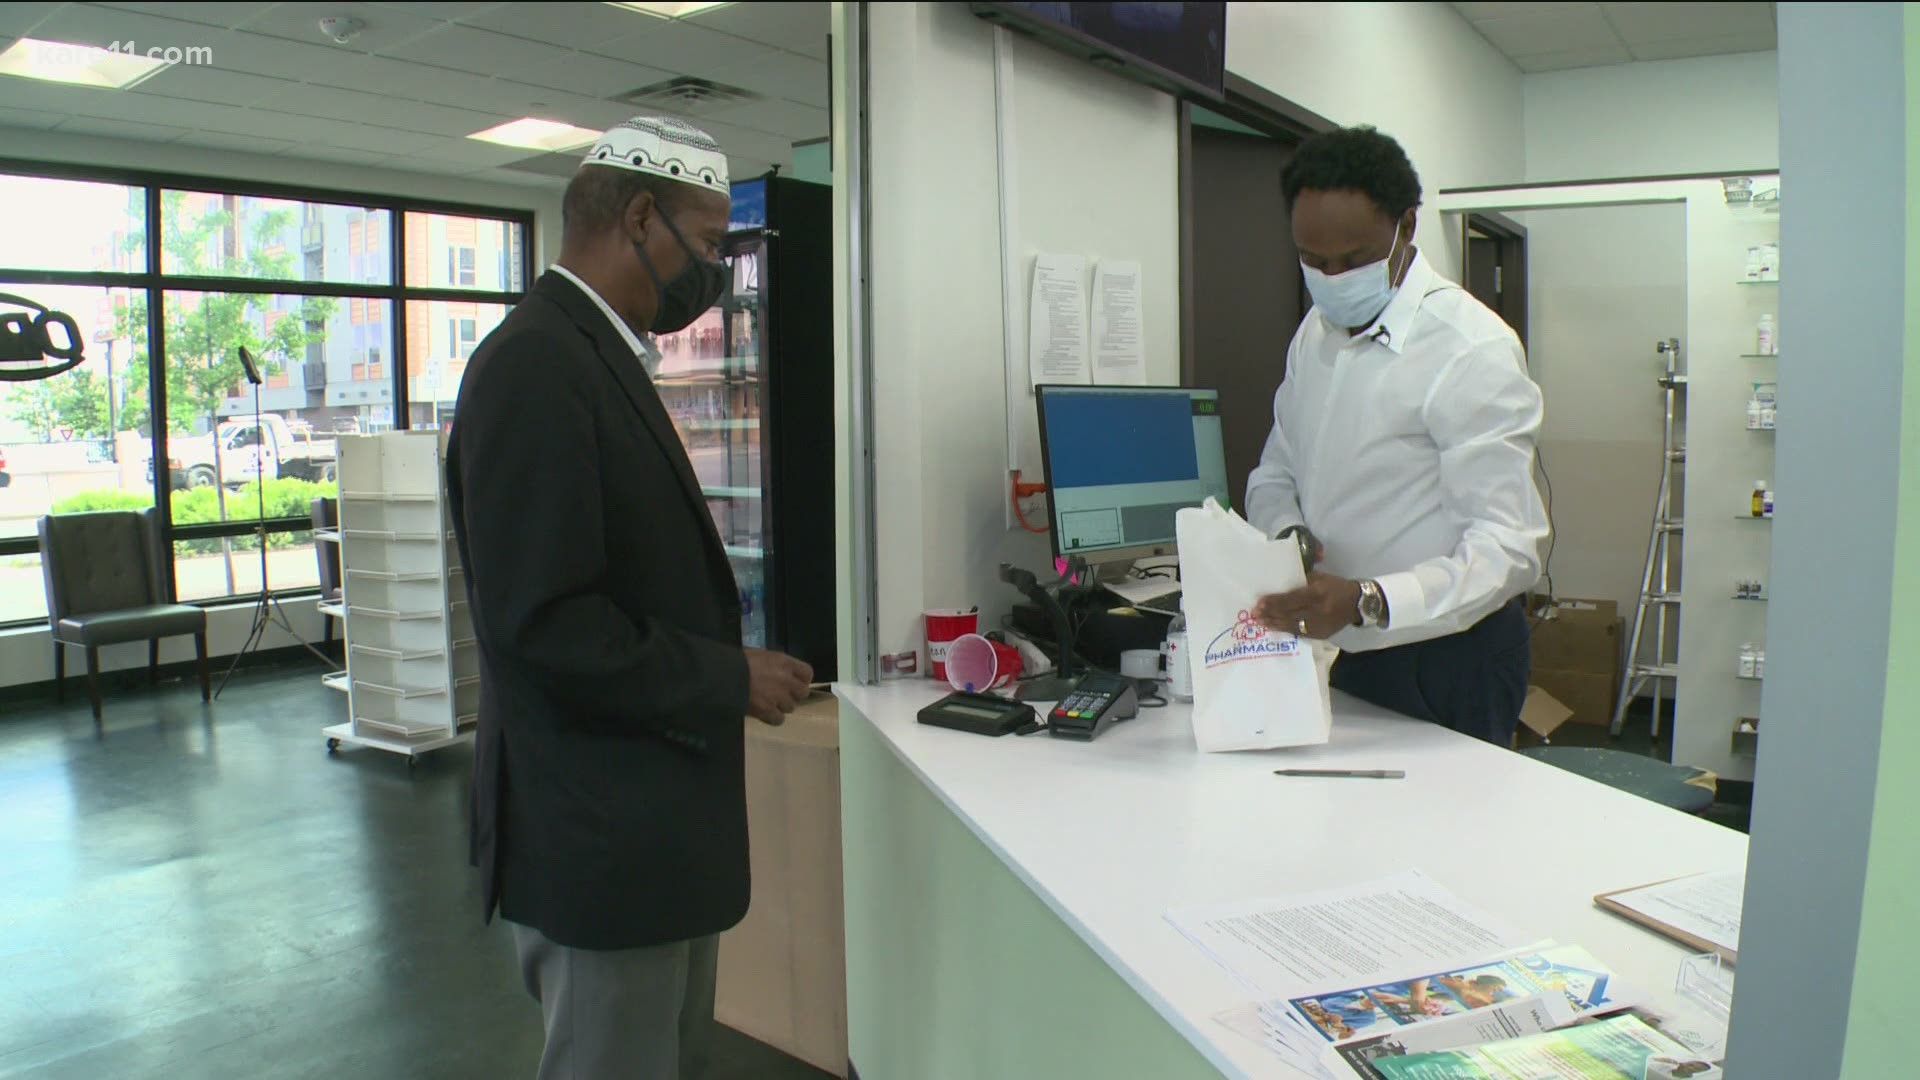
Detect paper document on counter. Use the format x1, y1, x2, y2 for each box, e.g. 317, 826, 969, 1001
1028, 253, 1089, 385
1166, 871, 1528, 999
1090, 259, 1145, 385
1597, 870, 1743, 960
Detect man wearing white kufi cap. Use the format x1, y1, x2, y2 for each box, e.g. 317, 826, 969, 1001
447, 116, 812, 1079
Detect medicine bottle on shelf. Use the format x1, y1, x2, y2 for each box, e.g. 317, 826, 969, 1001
1757, 314, 1775, 355
1739, 643, 1757, 678
1752, 481, 1767, 517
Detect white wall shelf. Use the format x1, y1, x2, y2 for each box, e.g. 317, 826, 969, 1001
326, 432, 475, 765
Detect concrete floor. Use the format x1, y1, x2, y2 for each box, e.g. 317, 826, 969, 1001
0, 658, 834, 1080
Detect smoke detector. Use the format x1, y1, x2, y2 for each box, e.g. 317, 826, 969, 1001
318, 16, 367, 45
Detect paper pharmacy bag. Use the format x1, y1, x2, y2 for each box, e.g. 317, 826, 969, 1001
1174, 498, 1336, 752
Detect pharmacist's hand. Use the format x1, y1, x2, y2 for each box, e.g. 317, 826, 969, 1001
1254, 573, 1362, 640
745, 648, 812, 726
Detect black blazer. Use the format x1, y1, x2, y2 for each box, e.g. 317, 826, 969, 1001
447, 271, 751, 951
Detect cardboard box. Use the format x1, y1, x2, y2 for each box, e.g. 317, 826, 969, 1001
1532, 668, 1618, 728
715, 694, 849, 1077
1515, 686, 1574, 748
1527, 596, 1622, 676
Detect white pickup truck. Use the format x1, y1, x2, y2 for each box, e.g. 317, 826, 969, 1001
152, 416, 338, 490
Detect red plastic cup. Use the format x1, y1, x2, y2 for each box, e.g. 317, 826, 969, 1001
945, 633, 1024, 693
924, 607, 979, 682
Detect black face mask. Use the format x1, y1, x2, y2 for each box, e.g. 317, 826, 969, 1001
633, 209, 728, 334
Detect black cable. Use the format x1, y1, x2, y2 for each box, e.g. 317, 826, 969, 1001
1534, 444, 1557, 612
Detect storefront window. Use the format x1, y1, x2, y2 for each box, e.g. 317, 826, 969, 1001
0, 166, 528, 627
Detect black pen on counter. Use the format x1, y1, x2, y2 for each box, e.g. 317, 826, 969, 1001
1273, 768, 1406, 780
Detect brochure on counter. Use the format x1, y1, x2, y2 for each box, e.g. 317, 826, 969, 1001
1175, 872, 1723, 1078
1369, 1013, 1721, 1080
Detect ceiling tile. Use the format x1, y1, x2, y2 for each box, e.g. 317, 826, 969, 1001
128, 64, 302, 106
0, 2, 62, 38
484, 84, 647, 128
686, 2, 828, 61
33, 4, 231, 50
471, 165, 562, 188
253, 81, 404, 125
220, 107, 401, 151
54, 114, 189, 141
1471, 7, 1620, 56
303, 54, 517, 111
457, 2, 649, 50
1510, 43, 1635, 72
373, 2, 511, 18
208, 30, 374, 84
508, 50, 676, 100
1600, 2, 1773, 45
284, 143, 402, 168
91, 3, 277, 30
707, 97, 827, 141
376, 23, 571, 70
160, 105, 326, 142
0, 77, 119, 113
406, 133, 527, 167
237, 1, 445, 52
378, 98, 516, 137
702, 49, 827, 108
171, 129, 296, 155
1451, 2, 1596, 19
1628, 34, 1777, 62
585, 17, 775, 73
0, 105, 70, 131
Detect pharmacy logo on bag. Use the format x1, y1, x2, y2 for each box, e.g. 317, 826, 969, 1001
1203, 610, 1299, 668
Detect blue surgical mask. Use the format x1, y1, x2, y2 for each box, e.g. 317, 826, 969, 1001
1302, 228, 1402, 330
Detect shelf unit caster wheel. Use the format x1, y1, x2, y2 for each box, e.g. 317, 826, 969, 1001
326, 737, 340, 753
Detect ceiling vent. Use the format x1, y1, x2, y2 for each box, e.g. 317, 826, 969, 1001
614, 76, 759, 111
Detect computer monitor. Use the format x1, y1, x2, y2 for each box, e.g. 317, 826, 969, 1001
1035, 384, 1229, 565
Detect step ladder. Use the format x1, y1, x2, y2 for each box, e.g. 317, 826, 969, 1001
1612, 337, 1685, 738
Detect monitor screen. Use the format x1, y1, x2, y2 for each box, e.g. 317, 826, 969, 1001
1036, 385, 1228, 561
973, 2, 1226, 100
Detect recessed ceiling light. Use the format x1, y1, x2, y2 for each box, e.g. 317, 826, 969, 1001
467, 118, 601, 153
604, 2, 736, 18
0, 37, 168, 89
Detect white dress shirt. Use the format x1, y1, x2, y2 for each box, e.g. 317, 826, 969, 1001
548, 264, 663, 376
1245, 248, 1549, 652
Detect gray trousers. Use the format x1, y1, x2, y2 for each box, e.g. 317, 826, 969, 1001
510, 922, 719, 1080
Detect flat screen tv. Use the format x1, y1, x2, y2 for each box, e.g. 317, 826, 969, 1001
971, 2, 1226, 101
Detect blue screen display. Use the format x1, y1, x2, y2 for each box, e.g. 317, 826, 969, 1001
1042, 391, 1199, 489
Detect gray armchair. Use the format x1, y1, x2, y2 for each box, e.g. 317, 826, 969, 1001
39, 508, 209, 724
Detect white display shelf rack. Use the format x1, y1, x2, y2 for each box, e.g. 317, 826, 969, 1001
326, 432, 476, 766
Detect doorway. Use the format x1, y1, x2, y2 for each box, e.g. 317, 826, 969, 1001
1463, 212, 1529, 347
1181, 118, 1305, 512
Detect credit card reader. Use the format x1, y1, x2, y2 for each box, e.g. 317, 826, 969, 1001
1047, 672, 1139, 741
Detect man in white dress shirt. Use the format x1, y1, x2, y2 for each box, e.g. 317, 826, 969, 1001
1248, 126, 1549, 745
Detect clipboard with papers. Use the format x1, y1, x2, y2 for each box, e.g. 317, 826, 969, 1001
1594, 870, 1743, 964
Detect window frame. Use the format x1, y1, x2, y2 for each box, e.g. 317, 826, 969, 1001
0, 158, 534, 625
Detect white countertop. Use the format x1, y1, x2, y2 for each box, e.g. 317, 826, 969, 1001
837, 683, 1748, 1079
